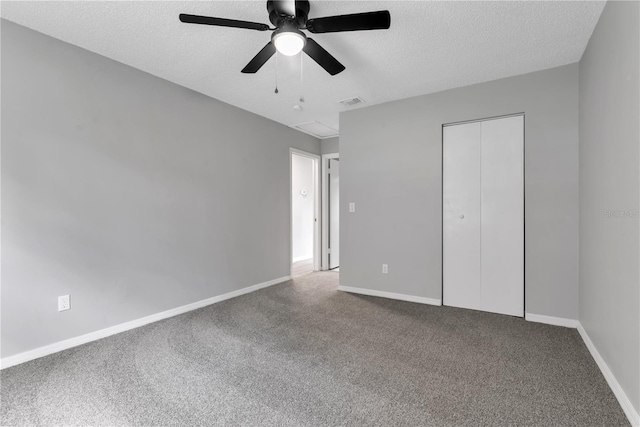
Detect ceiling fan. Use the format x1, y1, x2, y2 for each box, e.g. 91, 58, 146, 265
179, 0, 391, 76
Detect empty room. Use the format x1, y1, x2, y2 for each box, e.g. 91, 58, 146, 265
1, 1, 639, 426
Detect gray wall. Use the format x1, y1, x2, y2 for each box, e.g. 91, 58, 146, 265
1, 21, 320, 359
340, 64, 579, 320
579, 0, 639, 414
321, 137, 339, 155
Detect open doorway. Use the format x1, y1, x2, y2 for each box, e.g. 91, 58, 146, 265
290, 149, 320, 278
322, 153, 339, 271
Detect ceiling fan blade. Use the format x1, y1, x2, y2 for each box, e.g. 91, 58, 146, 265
306, 10, 390, 33
179, 14, 269, 31
241, 42, 276, 73
303, 38, 345, 76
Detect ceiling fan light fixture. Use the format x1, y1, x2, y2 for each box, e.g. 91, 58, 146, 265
272, 28, 306, 56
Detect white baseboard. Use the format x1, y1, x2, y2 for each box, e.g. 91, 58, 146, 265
0, 275, 292, 370
292, 256, 313, 263
525, 313, 578, 328
577, 323, 639, 427
337, 285, 441, 306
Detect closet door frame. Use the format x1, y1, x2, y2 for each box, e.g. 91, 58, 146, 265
441, 112, 526, 317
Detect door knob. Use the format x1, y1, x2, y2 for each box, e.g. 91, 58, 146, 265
459, 214, 465, 219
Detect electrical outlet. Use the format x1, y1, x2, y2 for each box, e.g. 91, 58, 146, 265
382, 264, 388, 274
349, 202, 356, 213
58, 295, 70, 312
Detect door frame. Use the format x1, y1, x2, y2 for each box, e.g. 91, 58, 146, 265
290, 148, 321, 276
441, 113, 525, 315
321, 152, 339, 270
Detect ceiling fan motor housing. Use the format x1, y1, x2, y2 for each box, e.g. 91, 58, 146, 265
272, 21, 306, 38
267, 0, 310, 28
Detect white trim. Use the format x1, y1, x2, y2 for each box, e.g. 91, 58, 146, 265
443, 112, 525, 127
338, 285, 442, 306
0, 275, 291, 370
525, 313, 578, 328
289, 122, 338, 139
321, 152, 339, 270
292, 256, 312, 263
290, 148, 321, 275
577, 323, 640, 427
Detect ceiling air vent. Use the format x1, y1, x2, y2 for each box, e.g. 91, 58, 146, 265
339, 96, 365, 107
290, 121, 339, 139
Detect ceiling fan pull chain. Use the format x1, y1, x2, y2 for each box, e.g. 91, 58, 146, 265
299, 53, 305, 103
275, 51, 279, 94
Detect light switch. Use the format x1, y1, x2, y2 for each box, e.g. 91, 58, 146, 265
349, 202, 356, 213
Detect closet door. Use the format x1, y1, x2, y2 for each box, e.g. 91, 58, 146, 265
480, 116, 524, 316
443, 115, 524, 317
443, 122, 482, 311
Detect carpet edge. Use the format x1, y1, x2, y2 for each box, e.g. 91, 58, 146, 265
524, 313, 578, 328
337, 285, 442, 306
0, 275, 292, 370
578, 322, 640, 427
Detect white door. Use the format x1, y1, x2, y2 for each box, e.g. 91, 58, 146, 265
443, 115, 524, 317
443, 122, 482, 311
292, 154, 315, 263
329, 159, 340, 269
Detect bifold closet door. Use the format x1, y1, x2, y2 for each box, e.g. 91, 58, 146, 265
443, 122, 482, 311
443, 115, 524, 317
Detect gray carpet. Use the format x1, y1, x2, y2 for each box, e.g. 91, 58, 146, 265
1, 272, 629, 426
292, 258, 314, 278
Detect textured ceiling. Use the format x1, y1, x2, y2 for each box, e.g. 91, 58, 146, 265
1, 1, 605, 135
